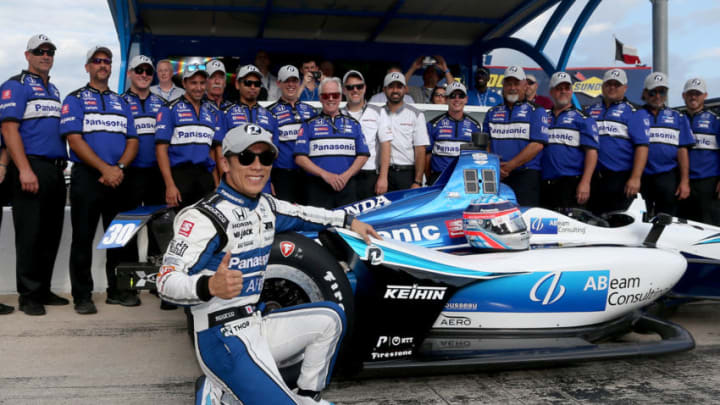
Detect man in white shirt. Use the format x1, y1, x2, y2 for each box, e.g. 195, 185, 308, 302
341, 70, 392, 199
378, 72, 430, 191
150, 59, 185, 102
255, 50, 280, 101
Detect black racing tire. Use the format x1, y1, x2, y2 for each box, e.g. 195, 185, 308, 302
261, 232, 356, 378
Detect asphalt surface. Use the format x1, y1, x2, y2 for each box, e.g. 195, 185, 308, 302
1, 293, 720, 405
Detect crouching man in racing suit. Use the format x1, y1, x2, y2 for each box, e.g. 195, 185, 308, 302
157, 122, 379, 405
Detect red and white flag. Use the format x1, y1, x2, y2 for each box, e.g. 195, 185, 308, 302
615, 38, 641, 65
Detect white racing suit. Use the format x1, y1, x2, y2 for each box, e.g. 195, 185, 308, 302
158, 181, 352, 404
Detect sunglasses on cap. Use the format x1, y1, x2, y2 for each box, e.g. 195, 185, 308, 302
320, 92, 341, 100
648, 88, 668, 97
187, 64, 206, 72
345, 83, 365, 91
133, 66, 154, 76
234, 150, 276, 166
31, 48, 55, 57
242, 79, 262, 88
91, 58, 112, 65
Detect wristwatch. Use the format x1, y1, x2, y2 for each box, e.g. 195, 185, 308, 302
117, 162, 126, 170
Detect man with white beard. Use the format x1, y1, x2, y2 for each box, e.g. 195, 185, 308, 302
483, 66, 549, 206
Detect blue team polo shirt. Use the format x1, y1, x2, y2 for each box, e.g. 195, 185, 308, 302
294, 112, 370, 175
0, 71, 65, 159
542, 107, 600, 180
267, 99, 317, 169
635, 105, 695, 175
686, 109, 720, 179
154, 97, 223, 170
466, 88, 502, 107
482, 101, 549, 171
60, 85, 137, 165
585, 99, 649, 172
121, 90, 166, 168
427, 113, 481, 173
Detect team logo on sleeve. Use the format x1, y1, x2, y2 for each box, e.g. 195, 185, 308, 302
179, 220, 195, 237
1, 90, 11, 100
156, 111, 163, 121
61, 104, 69, 114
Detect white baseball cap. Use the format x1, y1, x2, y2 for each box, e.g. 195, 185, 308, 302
446, 81, 467, 96
343, 70, 365, 84
603, 68, 628, 86
526, 74, 538, 83
222, 123, 278, 156
86, 46, 113, 63
503, 65, 526, 81
683, 77, 707, 94
205, 59, 226, 78
549, 71, 572, 89
182, 64, 208, 80
277, 65, 300, 82
128, 55, 153, 70
383, 72, 406, 87
644, 72, 669, 90
26, 34, 56, 51
236, 64, 263, 81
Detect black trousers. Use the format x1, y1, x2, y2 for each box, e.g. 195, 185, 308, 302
171, 164, 215, 209
69, 163, 135, 301
9, 158, 66, 302
589, 170, 635, 215
355, 170, 378, 201
387, 166, 415, 192
641, 170, 679, 217
679, 176, 720, 225
541, 175, 584, 211
504, 169, 541, 207
271, 168, 305, 204
124, 166, 166, 261
303, 174, 357, 209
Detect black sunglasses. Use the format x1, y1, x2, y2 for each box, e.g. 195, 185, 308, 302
91, 58, 112, 65
134, 66, 154, 76
235, 150, 275, 166
448, 93, 466, 99
31, 48, 55, 57
345, 84, 365, 91
243, 80, 262, 88
648, 88, 668, 97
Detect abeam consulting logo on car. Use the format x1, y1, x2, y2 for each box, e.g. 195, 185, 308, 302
384, 284, 447, 300
529, 217, 558, 234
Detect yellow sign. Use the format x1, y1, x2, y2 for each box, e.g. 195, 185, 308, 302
573, 76, 603, 98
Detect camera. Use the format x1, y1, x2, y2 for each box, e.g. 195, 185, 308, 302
312, 71, 322, 80
422, 56, 437, 67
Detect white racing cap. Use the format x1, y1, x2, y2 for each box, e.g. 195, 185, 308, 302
446, 81, 467, 96
549, 71, 572, 88
86, 45, 113, 63
222, 123, 279, 156
277, 65, 300, 82
503, 65, 526, 81
683, 78, 707, 94
383, 71, 406, 87
342, 69, 365, 84
128, 55, 153, 70
644, 72, 669, 90
236, 64, 263, 81
27, 34, 56, 51
603, 68, 628, 86
205, 59, 226, 77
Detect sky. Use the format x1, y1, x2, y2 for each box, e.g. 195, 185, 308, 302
0, 0, 718, 106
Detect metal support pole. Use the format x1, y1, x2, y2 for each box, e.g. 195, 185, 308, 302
651, 0, 668, 74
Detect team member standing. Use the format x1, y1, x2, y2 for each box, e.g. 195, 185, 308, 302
426, 82, 481, 185
377, 72, 430, 191
158, 123, 378, 405
467, 67, 502, 107
585, 68, 649, 214
341, 69, 392, 199
636, 72, 694, 216
0, 34, 68, 316
204, 59, 233, 111
525, 74, 553, 109
150, 59, 184, 102
483, 66, 549, 206
294, 77, 369, 208
156, 65, 223, 209
61, 46, 139, 314
541, 72, 599, 210
679, 78, 720, 225
267, 65, 317, 202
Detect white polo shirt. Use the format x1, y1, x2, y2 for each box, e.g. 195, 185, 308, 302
378, 103, 430, 166
342, 103, 392, 171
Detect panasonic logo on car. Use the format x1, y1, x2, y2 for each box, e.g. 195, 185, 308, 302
377, 223, 441, 242
384, 284, 446, 300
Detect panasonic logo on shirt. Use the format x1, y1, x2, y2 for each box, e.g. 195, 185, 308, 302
548, 128, 580, 147
694, 133, 719, 150
172, 124, 214, 145
134, 116, 156, 135
278, 124, 301, 142
649, 127, 680, 146
489, 122, 530, 140
596, 120, 629, 139
23, 99, 61, 120
83, 113, 128, 133
433, 141, 463, 156
308, 138, 356, 156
